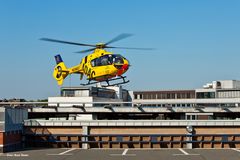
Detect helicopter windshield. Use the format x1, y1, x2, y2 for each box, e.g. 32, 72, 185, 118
111, 54, 124, 64
91, 54, 124, 67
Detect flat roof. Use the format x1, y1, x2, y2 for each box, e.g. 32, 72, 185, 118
24, 119, 240, 127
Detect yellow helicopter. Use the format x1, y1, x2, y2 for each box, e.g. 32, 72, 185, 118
41, 34, 152, 87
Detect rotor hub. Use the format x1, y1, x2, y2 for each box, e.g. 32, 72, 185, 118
96, 43, 106, 49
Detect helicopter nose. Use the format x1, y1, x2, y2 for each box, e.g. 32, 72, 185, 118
117, 64, 129, 76
122, 64, 129, 71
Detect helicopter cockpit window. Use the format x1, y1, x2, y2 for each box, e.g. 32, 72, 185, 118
100, 55, 109, 65
91, 60, 96, 67
91, 55, 113, 67
112, 55, 124, 64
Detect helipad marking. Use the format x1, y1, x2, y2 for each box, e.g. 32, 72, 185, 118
122, 149, 128, 155
232, 148, 240, 153
173, 148, 200, 156
59, 148, 76, 155
110, 154, 136, 156
110, 149, 136, 156
47, 148, 76, 156
179, 148, 189, 155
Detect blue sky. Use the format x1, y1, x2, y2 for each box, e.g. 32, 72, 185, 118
1, 0, 240, 100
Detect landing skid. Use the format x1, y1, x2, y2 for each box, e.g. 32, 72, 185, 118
81, 76, 129, 87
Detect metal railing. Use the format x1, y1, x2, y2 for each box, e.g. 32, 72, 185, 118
0, 99, 240, 105
24, 119, 240, 127
0, 101, 239, 108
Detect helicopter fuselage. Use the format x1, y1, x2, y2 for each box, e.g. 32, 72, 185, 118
80, 49, 129, 81
53, 49, 130, 85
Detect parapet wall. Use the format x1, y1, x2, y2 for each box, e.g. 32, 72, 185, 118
24, 120, 240, 149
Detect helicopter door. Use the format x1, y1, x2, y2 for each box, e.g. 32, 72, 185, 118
91, 55, 112, 77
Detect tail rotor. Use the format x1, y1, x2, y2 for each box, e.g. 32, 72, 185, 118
53, 55, 69, 85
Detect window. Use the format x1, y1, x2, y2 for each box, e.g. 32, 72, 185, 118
116, 136, 123, 142
148, 94, 152, 99
167, 94, 170, 99
134, 94, 138, 99
91, 60, 96, 67
150, 136, 158, 142
196, 92, 215, 99
222, 135, 228, 142
112, 55, 124, 64
177, 93, 181, 99
182, 93, 186, 99
91, 55, 113, 67
62, 90, 75, 97
143, 94, 148, 99
91, 54, 125, 67
149, 94, 156, 99
101, 56, 110, 65
153, 94, 157, 99
162, 94, 166, 99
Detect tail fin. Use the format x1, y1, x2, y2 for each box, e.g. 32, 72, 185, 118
53, 55, 69, 85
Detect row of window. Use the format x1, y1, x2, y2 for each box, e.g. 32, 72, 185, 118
135, 91, 240, 100
134, 93, 195, 99
196, 92, 215, 99
134, 104, 192, 107
217, 91, 240, 98
114, 136, 166, 142
113, 135, 230, 142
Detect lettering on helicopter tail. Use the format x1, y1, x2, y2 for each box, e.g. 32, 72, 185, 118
55, 55, 63, 64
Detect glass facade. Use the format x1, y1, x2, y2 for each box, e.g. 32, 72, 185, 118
134, 90, 195, 100
196, 92, 215, 99
217, 90, 240, 98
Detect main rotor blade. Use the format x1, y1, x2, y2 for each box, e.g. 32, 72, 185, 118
105, 46, 155, 50
75, 48, 96, 54
105, 33, 133, 45
40, 38, 96, 47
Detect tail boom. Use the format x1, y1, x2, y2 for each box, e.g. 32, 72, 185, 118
53, 54, 83, 85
